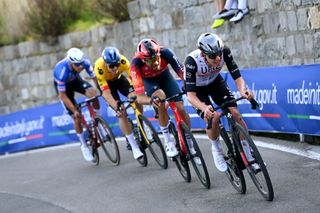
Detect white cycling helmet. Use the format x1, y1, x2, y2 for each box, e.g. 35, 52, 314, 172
67, 48, 84, 64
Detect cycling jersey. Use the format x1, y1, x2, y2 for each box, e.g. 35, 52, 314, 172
130, 47, 184, 95
184, 46, 240, 92
94, 55, 131, 91
53, 58, 95, 92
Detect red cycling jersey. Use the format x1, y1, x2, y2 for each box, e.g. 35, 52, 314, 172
130, 47, 184, 95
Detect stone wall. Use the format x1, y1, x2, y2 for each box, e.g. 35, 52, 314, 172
0, 0, 319, 114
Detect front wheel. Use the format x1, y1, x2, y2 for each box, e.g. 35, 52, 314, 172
95, 115, 120, 165
219, 126, 246, 194
235, 123, 274, 201
180, 123, 211, 189
139, 115, 168, 169
169, 122, 191, 182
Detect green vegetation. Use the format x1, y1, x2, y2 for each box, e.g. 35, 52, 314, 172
0, 0, 132, 46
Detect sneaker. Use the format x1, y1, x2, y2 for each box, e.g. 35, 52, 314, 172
132, 147, 144, 159
230, 8, 249, 23
80, 145, 94, 162
217, 9, 238, 20
212, 147, 227, 172
211, 19, 225, 29
190, 148, 202, 165
165, 142, 179, 158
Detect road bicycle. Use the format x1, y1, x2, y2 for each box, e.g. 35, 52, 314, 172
207, 96, 274, 201
77, 95, 120, 166
155, 92, 211, 188
118, 96, 168, 169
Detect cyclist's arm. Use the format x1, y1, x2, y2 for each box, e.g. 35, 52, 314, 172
184, 56, 207, 112
130, 59, 148, 104
101, 89, 118, 111
58, 91, 78, 114
162, 48, 184, 80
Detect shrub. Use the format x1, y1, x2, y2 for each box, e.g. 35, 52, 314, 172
93, 0, 133, 22
25, 0, 84, 39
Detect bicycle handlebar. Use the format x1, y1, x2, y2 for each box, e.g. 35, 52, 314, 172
117, 96, 138, 112
206, 97, 259, 129
77, 95, 101, 109
153, 91, 186, 119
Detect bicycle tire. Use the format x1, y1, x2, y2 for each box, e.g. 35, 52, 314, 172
235, 123, 274, 201
169, 121, 191, 182
139, 115, 168, 169
220, 127, 246, 194
95, 115, 120, 165
180, 122, 211, 188
127, 118, 147, 167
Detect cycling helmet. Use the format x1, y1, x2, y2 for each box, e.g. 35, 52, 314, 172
197, 33, 224, 58
136, 39, 160, 59
102, 47, 121, 65
67, 48, 84, 64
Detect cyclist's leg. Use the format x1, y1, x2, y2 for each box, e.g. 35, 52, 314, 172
109, 77, 143, 159
143, 76, 177, 157
61, 79, 93, 161
77, 77, 99, 111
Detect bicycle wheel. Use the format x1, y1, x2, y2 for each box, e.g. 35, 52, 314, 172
169, 122, 191, 182
180, 123, 211, 189
235, 123, 274, 201
219, 127, 246, 194
136, 130, 148, 167
139, 115, 168, 169
95, 115, 120, 165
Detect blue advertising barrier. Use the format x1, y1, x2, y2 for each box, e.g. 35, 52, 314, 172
0, 64, 319, 154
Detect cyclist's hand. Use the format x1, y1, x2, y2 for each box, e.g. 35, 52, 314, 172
150, 96, 161, 108
115, 101, 124, 118
73, 110, 82, 119
203, 105, 214, 120
241, 90, 254, 100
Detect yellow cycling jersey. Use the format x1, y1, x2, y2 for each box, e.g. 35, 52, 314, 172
94, 54, 131, 91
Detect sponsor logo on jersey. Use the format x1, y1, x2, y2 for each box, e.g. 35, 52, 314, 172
98, 68, 104, 75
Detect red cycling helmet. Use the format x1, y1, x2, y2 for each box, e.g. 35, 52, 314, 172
136, 39, 160, 59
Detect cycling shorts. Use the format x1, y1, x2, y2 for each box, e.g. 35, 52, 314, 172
107, 75, 135, 101
194, 75, 236, 119
54, 76, 93, 115
142, 70, 182, 102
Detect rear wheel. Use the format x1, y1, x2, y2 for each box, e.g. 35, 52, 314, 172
180, 123, 211, 189
219, 127, 246, 194
169, 122, 191, 182
235, 123, 274, 201
95, 116, 120, 165
139, 115, 168, 169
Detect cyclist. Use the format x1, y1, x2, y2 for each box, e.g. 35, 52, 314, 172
53, 47, 99, 162
184, 32, 254, 172
94, 47, 144, 160
130, 38, 191, 158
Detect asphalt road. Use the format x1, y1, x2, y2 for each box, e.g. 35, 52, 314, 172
1, 135, 320, 213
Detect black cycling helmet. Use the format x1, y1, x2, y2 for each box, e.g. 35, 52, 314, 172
197, 33, 224, 58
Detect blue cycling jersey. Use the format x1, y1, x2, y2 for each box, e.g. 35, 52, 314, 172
53, 58, 95, 92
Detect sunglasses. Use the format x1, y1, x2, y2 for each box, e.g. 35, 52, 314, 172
108, 63, 120, 69
74, 62, 84, 67
145, 54, 160, 65
206, 49, 222, 59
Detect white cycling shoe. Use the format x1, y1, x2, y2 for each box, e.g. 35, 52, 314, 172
80, 145, 94, 162
165, 142, 179, 158
212, 146, 227, 172
132, 147, 144, 160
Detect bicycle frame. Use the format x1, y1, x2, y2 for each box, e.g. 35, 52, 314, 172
167, 101, 188, 156
207, 96, 259, 167
124, 99, 151, 145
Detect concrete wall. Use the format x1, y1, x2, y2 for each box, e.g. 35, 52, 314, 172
0, 0, 319, 114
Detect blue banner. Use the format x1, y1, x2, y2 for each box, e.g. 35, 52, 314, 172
0, 64, 319, 154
